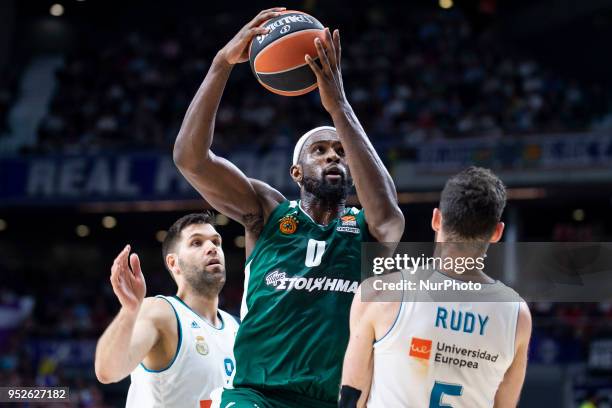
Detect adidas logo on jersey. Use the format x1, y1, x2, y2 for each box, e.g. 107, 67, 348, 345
265, 273, 359, 294
191, 321, 200, 329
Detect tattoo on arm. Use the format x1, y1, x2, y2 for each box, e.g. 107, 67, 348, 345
242, 213, 264, 235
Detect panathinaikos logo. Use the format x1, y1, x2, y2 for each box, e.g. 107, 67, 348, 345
279, 214, 299, 234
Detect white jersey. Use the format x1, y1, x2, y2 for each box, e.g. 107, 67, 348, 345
368, 270, 521, 408
126, 295, 239, 408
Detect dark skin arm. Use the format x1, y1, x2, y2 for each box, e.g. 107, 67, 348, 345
173, 8, 286, 255
305, 29, 404, 242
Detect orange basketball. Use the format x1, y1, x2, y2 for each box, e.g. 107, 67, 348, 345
249, 10, 326, 96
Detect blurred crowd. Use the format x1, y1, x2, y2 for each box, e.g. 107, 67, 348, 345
0, 67, 18, 137
529, 302, 612, 360
0, 285, 117, 407
25, 8, 611, 155
0, 260, 243, 407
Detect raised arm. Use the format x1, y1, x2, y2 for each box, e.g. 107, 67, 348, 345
173, 8, 285, 233
305, 28, 404, 243
95, 246, 173, 384
494, 302, 532, 408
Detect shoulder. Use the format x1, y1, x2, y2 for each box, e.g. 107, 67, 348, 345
247, 178, 286, 230
353, 273, 404, 341
139, 297, 178, 331
359, 271, 404, 301
249, 178, 285, 200
515, 302, 532, 350
352, 272, 403, 321
249, 179, 285, 209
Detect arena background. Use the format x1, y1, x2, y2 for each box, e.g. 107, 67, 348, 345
1, 0, 612, 406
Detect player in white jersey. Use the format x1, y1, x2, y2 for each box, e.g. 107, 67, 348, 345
95, 213, 239, 408
340, 167, 532, 408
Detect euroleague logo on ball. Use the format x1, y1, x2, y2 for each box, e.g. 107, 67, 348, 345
249, 10, 325, 96
255, 13, 316, 44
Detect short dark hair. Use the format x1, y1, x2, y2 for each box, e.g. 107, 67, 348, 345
439, 167, 506, 240
161, 212, 216, 276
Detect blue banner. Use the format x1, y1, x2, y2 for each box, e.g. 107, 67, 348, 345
393, 133, 612, 189
0, 150, 294, 205
2, 132, 612, 204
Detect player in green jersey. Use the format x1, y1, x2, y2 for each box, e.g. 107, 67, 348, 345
173, 8, 404, 408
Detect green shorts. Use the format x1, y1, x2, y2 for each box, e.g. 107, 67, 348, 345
219, 387, 336, 408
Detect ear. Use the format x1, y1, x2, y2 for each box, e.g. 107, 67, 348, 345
166, 253, 180, 278
489, 222, 505, 243
431, 208, 442, 233
290, 164, 303, 186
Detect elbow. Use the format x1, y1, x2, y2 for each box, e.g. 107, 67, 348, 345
390, 206, 404, 228
96, 375, 114, 385
172, 141, 189, 170
388, 208, 405, 242
95, 369, 112, 385
172, 140, 208, 173
94, 361, 119, 384
396, 207, 405, 232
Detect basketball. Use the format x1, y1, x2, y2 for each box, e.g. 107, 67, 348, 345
249, 10, 326, 96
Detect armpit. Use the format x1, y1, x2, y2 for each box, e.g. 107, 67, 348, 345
242, 212, 264, 235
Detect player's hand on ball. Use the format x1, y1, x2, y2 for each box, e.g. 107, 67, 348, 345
306, 28, 348, 114
110, 245, 146, 314
218, 7, 286, 65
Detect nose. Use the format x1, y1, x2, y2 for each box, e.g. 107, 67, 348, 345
204, 241, 218, 255
325, 150, 340, 163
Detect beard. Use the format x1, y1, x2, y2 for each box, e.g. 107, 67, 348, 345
179, 259, 226, 298
302, 174, 351, 203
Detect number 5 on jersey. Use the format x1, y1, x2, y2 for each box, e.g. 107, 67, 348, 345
305, 239, 326, 267
430, 381, 463, 408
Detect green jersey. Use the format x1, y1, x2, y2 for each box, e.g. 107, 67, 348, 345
232, 199, 369, 403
